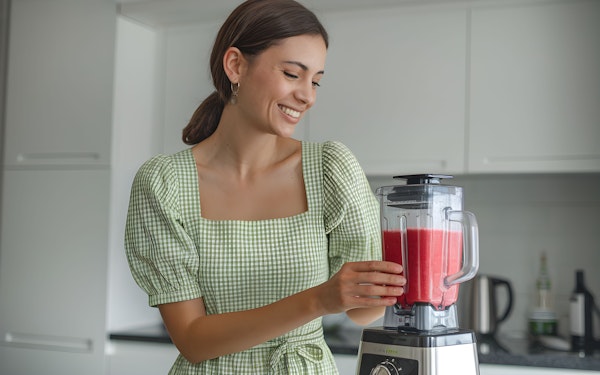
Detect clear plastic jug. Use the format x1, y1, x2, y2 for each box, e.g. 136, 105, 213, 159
378, 174, 479, 310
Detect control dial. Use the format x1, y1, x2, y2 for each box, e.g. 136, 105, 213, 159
369, 359, 400, 375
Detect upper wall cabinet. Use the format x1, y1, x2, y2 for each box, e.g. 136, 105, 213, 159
468, 0, 600, 173
4, 0, 116, 169
309, 8, 468, 176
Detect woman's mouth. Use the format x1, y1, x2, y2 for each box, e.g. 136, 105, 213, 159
279, 105, 301, 119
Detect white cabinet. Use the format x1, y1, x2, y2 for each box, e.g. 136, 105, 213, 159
334, 354, 358, 374
107, 341, 179, 375
480, 364, 600, 375
308, 8, 468, 175
3, 0, 115, 168
468, 1, 600, 173
0, 170, 110, 374
0, 1, 116, 374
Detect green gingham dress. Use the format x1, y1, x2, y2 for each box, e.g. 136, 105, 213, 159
125, 141, 381, 375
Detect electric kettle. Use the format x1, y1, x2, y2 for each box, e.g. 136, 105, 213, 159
459, 274, 514, 336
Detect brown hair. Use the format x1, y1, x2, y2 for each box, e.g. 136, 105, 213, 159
182, 0, 329, 145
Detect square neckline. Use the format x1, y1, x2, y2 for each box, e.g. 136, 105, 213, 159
186, 142, 312, 223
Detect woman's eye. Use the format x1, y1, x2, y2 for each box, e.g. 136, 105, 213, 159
284, 71, 298, 79
312, 81, 321, 88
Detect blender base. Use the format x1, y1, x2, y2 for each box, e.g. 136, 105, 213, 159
356, 327, 479, 375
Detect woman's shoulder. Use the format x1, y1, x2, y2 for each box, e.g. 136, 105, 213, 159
132, 149, 192, 193
303, 140, 355, 162
319, 140, 363, 176
134, 154, 173, 183
136, 149, 191, 175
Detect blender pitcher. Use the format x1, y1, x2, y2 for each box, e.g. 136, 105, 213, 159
378, 174, 479, 326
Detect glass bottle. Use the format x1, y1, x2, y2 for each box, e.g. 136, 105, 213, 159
536, 251, 551, 310
570, 270, 594, 355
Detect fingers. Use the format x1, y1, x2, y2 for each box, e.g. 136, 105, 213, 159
343, 261, 406, 287
353, 283, 404, 299
348, 260, 403, 275
321, 260, 407, 313
340, 262, 406, 300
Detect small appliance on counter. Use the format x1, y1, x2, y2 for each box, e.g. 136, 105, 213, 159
356, 174, 480, 375
458, 274, 513, 352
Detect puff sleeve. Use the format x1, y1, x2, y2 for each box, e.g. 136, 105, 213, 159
124, 155, 201, 307
322, 141, 382, 278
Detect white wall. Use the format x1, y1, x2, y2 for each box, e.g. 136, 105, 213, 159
108, 17, 165, 331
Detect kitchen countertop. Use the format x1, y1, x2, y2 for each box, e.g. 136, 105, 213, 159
109, 325, 600, 371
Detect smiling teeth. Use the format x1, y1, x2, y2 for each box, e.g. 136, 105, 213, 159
280, 106, 300, 118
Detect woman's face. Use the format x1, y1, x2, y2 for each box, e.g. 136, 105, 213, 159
237, 34, 327, 138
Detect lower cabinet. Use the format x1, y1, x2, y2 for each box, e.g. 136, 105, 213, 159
480, 364, 600, 375
0, 346, 106, 375
0, 169, 110, 375
334, 354, 358, 374
106, 343, 600, 375
107, 341, 179, 375
107, 343, 358, 374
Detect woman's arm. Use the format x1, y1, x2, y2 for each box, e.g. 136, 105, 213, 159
159, 260, 403, 363
345, 306, 386, 326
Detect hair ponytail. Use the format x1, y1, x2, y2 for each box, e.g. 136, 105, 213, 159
182, 92, 225, 145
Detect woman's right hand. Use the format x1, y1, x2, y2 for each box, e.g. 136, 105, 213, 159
315, 261, 405, 315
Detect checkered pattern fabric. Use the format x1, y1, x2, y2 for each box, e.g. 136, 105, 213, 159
125, 141, 381, 374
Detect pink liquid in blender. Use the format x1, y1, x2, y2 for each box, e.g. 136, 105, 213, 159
383, 228, 463, 310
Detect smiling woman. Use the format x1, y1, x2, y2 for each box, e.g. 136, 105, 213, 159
124, 1, 406, 374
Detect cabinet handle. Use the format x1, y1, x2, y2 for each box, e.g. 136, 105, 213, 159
16, 152, 101, 163
3, 332, 93, 353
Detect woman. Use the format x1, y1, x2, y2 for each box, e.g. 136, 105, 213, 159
125, 0, 405, 373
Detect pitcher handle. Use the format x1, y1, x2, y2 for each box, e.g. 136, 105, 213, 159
492, 277, 514, 323
444, 210, 479, 287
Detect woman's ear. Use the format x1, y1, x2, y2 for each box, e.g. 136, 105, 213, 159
223, 47, 245, 83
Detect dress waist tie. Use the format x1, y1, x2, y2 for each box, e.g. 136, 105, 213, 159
266, 328, 325, 374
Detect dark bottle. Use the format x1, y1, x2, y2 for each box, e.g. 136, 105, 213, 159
569, 270, 594, 355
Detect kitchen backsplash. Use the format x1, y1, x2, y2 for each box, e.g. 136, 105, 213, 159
364, 173, 600, 339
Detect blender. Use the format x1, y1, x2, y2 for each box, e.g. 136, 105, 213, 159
356, 174, 480, 375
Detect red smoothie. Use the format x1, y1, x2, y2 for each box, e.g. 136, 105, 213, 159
383, 228, 462, 309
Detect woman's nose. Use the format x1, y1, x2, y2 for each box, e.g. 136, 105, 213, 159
295, 81, 316, 107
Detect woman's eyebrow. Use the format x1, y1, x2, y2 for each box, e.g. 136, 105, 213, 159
283, 60, 325, 75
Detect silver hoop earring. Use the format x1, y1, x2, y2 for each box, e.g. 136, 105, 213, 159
230, 82, 240, 104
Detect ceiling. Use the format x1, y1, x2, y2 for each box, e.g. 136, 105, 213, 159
116, 0, 443, 27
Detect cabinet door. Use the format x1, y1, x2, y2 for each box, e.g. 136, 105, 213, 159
469, 1, 600, 173
480, 364, 600, 375
334, 354, 358, 374
309, 8, 468, 175
107, 341, 180, 375
4, 0, 115, 168
0, 170, 110, 375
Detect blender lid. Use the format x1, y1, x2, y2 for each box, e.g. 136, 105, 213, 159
383, 174, 458, 207
393, 174, 453, 185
